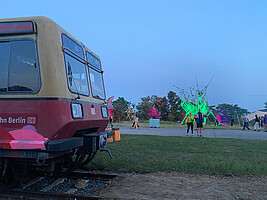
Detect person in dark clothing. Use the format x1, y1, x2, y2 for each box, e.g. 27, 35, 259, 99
215, 119, 219, 126
231, 117, 234, 126
263, 114, 267, 132
242, 115, 250, 130
195, 109, 206, 137
109, 116, 113, 128
259, 116, 263, 128
254, 115, 260, 131
131, 114, 139, 129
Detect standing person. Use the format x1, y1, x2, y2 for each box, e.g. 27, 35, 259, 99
131, 114, 139, 129
254, 115, 260, 131
231, 117, 234, 126
185, 113, 196, 136
215, 119, 219, 126
195, 109, 205, 137
109, 116, 113, 128
263, 114, 267, 132
259, 116, 262, 128
242, 115, 250, 130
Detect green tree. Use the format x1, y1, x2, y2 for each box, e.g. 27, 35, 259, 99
112, 97, 130, 122
136, 96, 153, 120
216, 103, 249, 125
158, 96, 170, 121
167, 91, 183, 122
137, 95, 168, 120
151, 95, 160, 110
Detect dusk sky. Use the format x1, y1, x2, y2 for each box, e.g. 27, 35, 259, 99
1, 0, 267, 112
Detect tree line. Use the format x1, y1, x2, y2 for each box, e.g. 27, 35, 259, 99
112, 91, 266, 124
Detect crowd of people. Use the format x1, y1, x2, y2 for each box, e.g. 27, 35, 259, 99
128, 108, 208, 136
109, 110, 267, 134
185, 109, 207, 137
242, 114, 267, 132
184, 112, 267, 137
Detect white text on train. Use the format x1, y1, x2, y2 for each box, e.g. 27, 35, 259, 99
0, 117, 26, 124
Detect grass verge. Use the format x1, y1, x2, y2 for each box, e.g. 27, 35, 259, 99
86, 134, 267, 175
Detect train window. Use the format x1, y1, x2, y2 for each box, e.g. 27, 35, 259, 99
0, 39, 40, 93
87, 52, 101, 70
65, 55, 89, 96
62, 34, 84, 59
9, 40, 39, 92
0, 42, 10, 92
86, 52, 105, 99
88, 67, 105, 99
62, 35, 89, 96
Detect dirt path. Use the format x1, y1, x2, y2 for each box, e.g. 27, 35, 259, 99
96, 172, 267, 200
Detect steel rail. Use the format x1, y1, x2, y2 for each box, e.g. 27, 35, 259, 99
0, 189, 101, 200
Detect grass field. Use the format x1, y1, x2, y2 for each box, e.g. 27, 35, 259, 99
112, 120, 253, 130
86, 134, 267, 176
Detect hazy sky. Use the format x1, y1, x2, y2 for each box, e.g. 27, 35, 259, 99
1, 0, 267, 112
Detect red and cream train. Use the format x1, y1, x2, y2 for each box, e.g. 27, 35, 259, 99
0, 16, 111, 183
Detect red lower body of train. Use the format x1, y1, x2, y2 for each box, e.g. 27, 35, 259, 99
0, 98, 111, 183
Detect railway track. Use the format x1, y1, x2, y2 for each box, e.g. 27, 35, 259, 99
0, 189, 100, 200
55, 171, 118, 181
0, 171, 117, 200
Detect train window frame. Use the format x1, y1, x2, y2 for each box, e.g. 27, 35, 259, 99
62, 34, 90, 97
86, 51, 101, 70
86, 51, 106, 100
0, 41, 10, 93
62, 34, 84, 59
0, 38, 41, 95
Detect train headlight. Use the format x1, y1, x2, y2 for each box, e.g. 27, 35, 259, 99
101, 106, 108, 118
71, 103, 83, 119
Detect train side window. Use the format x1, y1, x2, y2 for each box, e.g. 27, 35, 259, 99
62, 34, 84, 59
65, 55, 89, 96
8, 40, 40, 92
88, 68, 105, 99
62, 34, 89, 96
87, 52, 101, 69
0, 42, 10, 92
86, 52, 105, 100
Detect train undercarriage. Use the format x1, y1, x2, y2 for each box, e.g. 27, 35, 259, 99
0, 131, 113, 186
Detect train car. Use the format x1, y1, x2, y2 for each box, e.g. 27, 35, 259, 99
0, 16, 112, 183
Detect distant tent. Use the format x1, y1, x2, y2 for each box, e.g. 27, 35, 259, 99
245, 111, 267, 121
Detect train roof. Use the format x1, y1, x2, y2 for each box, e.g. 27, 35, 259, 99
0, 16, 101, 61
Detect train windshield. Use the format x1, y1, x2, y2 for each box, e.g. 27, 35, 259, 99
87, 52, 105, 100
0, 39, 40, 93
